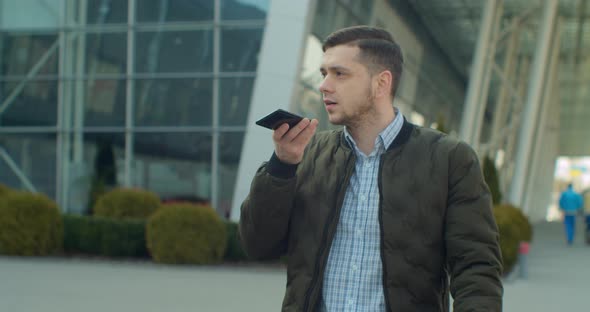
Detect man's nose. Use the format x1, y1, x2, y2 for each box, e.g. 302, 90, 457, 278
319, 77, 332, 93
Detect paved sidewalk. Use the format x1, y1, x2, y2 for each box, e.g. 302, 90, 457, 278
503, 220, 590, 311
0, 257, 286, 312
1, 221, 589, 311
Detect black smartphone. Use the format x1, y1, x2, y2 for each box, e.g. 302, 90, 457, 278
255, 109, 304, 130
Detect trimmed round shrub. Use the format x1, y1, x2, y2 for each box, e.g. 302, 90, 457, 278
93, 188, 161, 220
0, 191, 63, 256
146, 203, 227, 265
0, 183, 13, 196
496, 204, 533, 242
493, 204, 533, 275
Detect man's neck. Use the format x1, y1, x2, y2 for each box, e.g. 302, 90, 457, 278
347, 107, 396, 155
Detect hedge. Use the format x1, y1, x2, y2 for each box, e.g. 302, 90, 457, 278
224, 221, 247, 262
63, 214, 148, 258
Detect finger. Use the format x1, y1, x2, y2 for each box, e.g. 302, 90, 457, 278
282, 118, 311, 142
292, 119, 318, 144
272, 123, 291, 142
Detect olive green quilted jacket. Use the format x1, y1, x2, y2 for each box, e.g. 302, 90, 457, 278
240, 119, 503, 311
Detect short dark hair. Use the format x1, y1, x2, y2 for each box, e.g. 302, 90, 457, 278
322, 25, 404, 97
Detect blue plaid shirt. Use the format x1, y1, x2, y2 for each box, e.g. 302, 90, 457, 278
320, 110, 404, 312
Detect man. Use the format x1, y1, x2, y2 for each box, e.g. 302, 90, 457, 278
240, 26, 503, 311
583, 189, 590, 244
559, 183, 583, 245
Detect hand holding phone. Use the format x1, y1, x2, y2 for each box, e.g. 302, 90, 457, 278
256, 109, 304, 130
256, 109, 318, 164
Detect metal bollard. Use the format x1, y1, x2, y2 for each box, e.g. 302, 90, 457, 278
518, 241, 530, 279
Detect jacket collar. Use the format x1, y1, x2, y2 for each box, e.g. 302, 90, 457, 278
339, 116, 415, 152
388, 116, 414, 151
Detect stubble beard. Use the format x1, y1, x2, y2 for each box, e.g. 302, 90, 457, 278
340, 84, 376, 129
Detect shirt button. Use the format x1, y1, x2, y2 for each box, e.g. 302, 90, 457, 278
365, 162, 371, 168
347, 299, 354, 306
352, 264, 358, 271
356, 229, 362, 236
360, 195, 366, 201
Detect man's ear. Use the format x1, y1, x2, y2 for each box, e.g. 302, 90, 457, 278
375, 70, 393, 98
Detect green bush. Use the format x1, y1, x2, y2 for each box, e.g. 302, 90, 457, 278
483, 156, 502, 205
63, 214, 148, 258
493, 204, 533, 275
0, 183, 13, 196
0, 192, 63, 256
147, 203, 227, 265
93, 188, 161, 220
224, 221, 247, 262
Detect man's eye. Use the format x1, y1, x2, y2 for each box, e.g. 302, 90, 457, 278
336, 71, 343, 76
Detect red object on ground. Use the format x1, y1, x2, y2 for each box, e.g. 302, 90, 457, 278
519, 241, 530, 255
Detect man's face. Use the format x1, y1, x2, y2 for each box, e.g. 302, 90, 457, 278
319, 45, 375, 126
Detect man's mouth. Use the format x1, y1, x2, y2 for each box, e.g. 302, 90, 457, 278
324, 99, 337, 106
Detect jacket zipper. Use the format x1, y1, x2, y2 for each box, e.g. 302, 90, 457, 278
378, 155, 393, 311
302, 151, 355, 311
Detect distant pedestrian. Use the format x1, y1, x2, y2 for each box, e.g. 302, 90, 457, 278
558, 183, 583, 245
583, 189, 590, 244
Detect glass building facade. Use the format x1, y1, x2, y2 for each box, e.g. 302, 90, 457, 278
0, 0, 269, 216
1, 0, 467, 219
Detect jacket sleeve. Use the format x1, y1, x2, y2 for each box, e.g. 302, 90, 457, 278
445, 142, 503, 311
239, 153, 298, 260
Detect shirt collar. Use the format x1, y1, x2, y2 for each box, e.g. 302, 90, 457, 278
344, 108, 404, 153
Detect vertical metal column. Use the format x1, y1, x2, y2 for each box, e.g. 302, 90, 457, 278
508, 0, 558, 207
522, 18, 561, 215
471, 2, 503, 152
57, 0, 75, 211
211, 0, 221, 211
490, 18, 521, 151
459, 0, 500, 146
124, 0, 136, 186
73, 0, 87, 163
56, 0, 67, 207
500, 57, 530, 196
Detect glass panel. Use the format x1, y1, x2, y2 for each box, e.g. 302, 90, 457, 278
220, 77, 254, 126
0, 1, 60, 29
135, 30, 213, 73
0, 33, 59, 77
87, 0, 128, 24
134, 78, 212, 127
339, 0, 374, 21
0, 133, 57, 199
221, 0, 269, 20
0, 80, 58, 126
132, 132, 212, 203
312, 0, 360, 40
83, 79, 127, 126
67, 132, 126, 214
218, 131, 244, 218
85, 32, 127, 75
221, 27, 263, 72
136, 0, 214, 23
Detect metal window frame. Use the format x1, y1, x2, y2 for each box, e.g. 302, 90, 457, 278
0, 0, 269, 213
